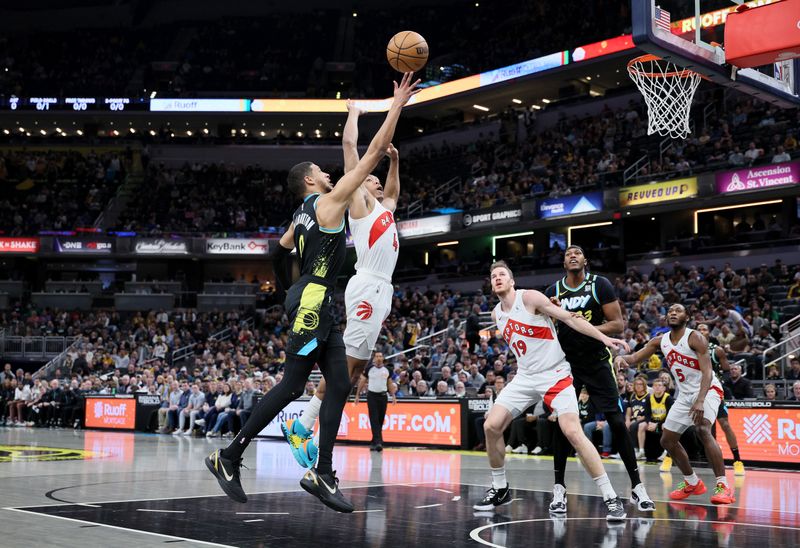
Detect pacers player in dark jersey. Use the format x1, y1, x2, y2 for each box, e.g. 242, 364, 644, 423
205, 72, 420, 513
545, 245, 655, 513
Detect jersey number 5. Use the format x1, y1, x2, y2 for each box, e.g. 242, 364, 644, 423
674, 368, 686, 382
511, 340, 527, 357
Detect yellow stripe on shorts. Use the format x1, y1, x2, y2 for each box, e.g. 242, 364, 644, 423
292, 282, 326, 333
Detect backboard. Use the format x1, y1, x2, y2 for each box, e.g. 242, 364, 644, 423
632, 0, 800, 108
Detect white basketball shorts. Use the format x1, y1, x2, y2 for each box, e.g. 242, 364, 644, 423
343, 272, 393, 360
494, 363, 578, 418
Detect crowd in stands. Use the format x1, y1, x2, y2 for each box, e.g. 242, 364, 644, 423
113, 162, 297, 234
2, 257, 799, 447
398, 94, 800, 220
0, 29, 169, 97
0, 149, 129, 234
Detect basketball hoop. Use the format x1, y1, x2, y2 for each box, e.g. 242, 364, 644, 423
627, 54, 703, 140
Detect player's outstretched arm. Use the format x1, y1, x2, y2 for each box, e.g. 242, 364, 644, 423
525, 290, 630, 353
716, 347, 731, 372
318, 72, 419, 224
342, 100, 363, 173
614, 337, 661, 370
382, 144, 400, 213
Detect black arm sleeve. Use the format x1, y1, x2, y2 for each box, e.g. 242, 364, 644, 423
269, 244, 292, 296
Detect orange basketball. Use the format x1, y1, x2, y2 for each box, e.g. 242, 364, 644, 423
386, 31, 429, 72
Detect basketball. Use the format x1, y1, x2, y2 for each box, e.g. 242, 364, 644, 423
386, 30, 429, 72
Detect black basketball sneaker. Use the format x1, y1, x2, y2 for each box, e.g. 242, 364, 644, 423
300, 468, 354, 513
473, 485, 512, 511
205, 449, 247, 503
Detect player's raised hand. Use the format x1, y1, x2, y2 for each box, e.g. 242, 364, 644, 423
393, 72, 422, 107
346, 99, 365, 117
602, 336, 630, 353
386, 143, 399, 160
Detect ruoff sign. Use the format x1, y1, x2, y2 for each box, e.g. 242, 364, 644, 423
205, 238, 270, 255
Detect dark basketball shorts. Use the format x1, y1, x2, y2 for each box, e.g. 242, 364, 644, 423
284, 281, 335, 358
568, 349, 622, 414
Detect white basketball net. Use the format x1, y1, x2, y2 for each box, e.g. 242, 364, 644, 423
627, 55, 702, 140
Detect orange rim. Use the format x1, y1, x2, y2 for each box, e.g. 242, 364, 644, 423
627, 54, 698, 79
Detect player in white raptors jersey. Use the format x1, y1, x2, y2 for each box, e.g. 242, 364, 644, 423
473, 261, 630, 521
282, 99, 400, 464
615, 304, 735, 505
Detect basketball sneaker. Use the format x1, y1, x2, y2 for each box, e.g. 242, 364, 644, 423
733, 461, 745, 476
281, 419, 314, 468
604, 496, 627, 521
205, 449, 247, 503
631, 483, 656, 512
473, 485, 512, 511
710, 483, 735, 505
669, 479, 706, 500
549, 484, 567, 514
300, 468, 354, 513
659, 456, 673, 472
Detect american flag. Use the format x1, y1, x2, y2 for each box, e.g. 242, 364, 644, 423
654, 6, 671, 32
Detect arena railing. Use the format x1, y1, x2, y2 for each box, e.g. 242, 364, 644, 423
171, 315, 256, 364
763, 330, 800, 379
32, 336, 83, 380
1, 335, 77, 361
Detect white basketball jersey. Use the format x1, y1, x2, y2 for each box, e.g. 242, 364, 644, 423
349, 199, 399, 279
660, 328, 723, 399
494, 289, 567, 376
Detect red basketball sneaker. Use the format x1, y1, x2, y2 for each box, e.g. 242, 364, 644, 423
669, 479, 707, 500
710, 483, 736, 505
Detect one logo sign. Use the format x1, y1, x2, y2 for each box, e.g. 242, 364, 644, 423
356, 301, 373, 320
55, 239, 113, 254
743, 413, 772, 444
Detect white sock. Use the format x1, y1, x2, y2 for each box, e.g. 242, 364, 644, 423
716, 476, 728, 487
299, 395, 322, 432
593, 473, 616, 500
491, 466, 507, 490
684, 473, 699, 486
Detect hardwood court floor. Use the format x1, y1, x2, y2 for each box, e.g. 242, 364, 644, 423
2, 428, 799, 547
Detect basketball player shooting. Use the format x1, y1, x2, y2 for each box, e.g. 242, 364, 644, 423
473, 261, 630, 521
615, 304, 735, 505
281, 99, 401, 465
205, 72, 420, 514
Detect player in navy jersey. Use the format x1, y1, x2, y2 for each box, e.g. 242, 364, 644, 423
545, 245, 655, 514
